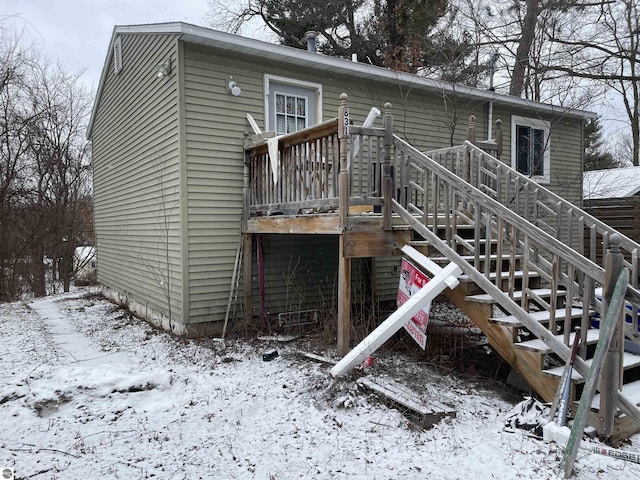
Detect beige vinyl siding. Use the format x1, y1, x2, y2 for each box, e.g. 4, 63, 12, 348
92, 33, 183, 323
182, 45, 258, 324
179, 44, 586, 323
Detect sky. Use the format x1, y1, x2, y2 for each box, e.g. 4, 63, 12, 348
5, 1, 215, 93
2, 1, 627, 146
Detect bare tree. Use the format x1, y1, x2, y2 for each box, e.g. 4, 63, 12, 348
207, 0, 475, 78
24, 63, 93, 293
0, 26, 37, 299
0, 21, 93, 300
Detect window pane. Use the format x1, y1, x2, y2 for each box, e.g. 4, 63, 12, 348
276, 94, 285, 114
286, 96, 294, 114
287, 116, 295, 133
532, 128, 545, 176
297, 98, 306, 116
297, 118, 306, 130
276, 115, 286, 135
516, 125, 530, 175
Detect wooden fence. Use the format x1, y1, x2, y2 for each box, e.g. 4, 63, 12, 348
583, 197, 640, 261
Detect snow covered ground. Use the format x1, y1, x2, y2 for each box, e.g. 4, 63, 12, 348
1, 290, 639, 479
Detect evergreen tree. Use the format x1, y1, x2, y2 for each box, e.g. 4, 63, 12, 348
584, 117, 620, 171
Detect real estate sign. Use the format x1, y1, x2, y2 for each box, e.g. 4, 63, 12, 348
397, 258, 430, 349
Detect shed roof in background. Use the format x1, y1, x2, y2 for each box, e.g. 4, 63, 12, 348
583, 166, 640, 199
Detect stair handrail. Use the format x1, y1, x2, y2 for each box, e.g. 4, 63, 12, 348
427, 140, 640, 337
430, 140, 640, 286
393, 135, 640, 323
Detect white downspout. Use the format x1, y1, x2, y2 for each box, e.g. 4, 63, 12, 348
487, 52, 499, 140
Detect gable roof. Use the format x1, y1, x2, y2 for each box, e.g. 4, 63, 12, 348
583, 166, 640, 199
88, 22, 596, 139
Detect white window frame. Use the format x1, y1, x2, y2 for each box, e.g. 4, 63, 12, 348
511, 115, 551, 184
264, 75, 322, 134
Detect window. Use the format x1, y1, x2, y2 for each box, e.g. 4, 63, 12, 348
275, 93, 307, 135
511, 116, 550, 183
265, 75, 321, 134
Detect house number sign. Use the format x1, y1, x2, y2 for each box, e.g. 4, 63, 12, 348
342, 107, 350, 136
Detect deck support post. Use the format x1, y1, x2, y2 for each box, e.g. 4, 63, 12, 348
600, 233, 624, 436
337, 93, 351, 354
383, 102, 393, 230
242, 233, 253, 329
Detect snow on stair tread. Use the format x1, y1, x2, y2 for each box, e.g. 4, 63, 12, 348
592, 379, 640, 410
543, 351, 640, 382
515, 328, 601, 354
466, 288, 567, 304
490, 307, 585, 327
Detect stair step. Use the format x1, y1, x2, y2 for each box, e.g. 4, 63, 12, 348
407, 240, 431, 247
514, 328, 601, 354
465, 288, 567, 304
490, 307, 586, 327
543, 351, 640, 383
592, 378, 640, 410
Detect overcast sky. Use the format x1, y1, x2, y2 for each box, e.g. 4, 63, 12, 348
5, 1, 213, 92
3, 1, 627, 142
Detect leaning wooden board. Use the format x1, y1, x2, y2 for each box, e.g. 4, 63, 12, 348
357, 377, 455, 429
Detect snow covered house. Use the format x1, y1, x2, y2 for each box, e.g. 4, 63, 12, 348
88, 22, 593, 338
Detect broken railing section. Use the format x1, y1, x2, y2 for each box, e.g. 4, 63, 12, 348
331, 246, 462, 378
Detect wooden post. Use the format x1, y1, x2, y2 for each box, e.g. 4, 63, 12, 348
242, 134, 251, 229
383, 102, 393, 230
338, 93, 350, 229
337, 93, 351, 354
562, 267, 629, 478
242, 233, 253, 331
494, 119, 503, 160
600, 233, 624, 436
466, 115, 476, 144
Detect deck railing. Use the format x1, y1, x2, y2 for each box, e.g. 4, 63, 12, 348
245, 102, 389, 220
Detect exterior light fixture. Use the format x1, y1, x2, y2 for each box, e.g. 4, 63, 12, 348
156, 59, 171, 78
227, 79, 242, 96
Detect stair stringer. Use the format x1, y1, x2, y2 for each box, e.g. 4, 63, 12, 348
446, 285, 559, 401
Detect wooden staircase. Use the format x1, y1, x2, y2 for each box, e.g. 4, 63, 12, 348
244, 97, 640, 444
386, 137, 640, 444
